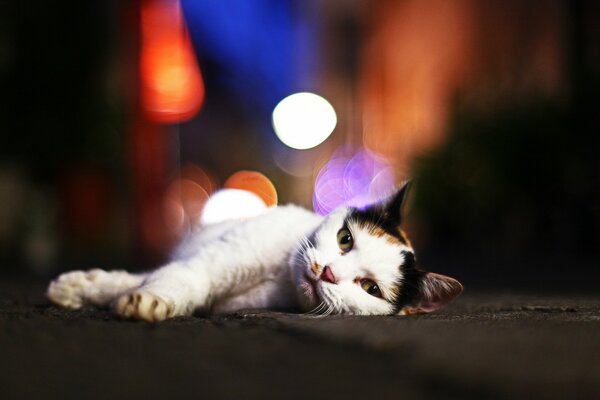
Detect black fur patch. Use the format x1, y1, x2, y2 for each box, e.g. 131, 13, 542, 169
347, 206, 408, 244
347, 183, 411, 243
391, 251, 423, 313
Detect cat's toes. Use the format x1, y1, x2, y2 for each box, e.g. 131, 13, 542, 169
47, 270, 103, 309
114, 291, 174, 322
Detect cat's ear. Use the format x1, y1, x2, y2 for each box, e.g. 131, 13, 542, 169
400, 273, 463, 315
383, 180, 412, 225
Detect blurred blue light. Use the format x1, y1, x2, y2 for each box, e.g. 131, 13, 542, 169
181, 0, 317, 112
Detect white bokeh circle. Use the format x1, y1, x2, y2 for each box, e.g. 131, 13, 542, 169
272, 92, 337, 150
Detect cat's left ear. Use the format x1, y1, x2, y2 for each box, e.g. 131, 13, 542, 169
383, 180, 412, 226
400, 273, 463, 315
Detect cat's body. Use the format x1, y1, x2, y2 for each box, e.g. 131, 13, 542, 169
47, 183, 463, 321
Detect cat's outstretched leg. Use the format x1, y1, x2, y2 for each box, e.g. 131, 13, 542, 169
47, 269, 146, 309
113, 261, 210, 322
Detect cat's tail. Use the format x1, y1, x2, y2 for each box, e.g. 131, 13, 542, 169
47, 269, 148, 309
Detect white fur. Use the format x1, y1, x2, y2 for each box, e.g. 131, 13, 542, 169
47, 203, 415, 321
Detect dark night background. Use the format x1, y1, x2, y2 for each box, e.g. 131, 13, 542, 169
1, 1, 600, 399
1, 0, 597, 289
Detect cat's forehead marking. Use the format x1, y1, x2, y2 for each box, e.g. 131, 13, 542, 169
361, 226, 410, 247
347, 207, 408, 245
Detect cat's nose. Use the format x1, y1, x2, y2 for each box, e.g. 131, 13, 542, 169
320, 265, 337, 284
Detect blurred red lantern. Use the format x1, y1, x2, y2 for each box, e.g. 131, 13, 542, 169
140, 0, 204, 123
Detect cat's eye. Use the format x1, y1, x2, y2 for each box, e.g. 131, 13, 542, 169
360, 279, 382, 298
336, 228, 353, 252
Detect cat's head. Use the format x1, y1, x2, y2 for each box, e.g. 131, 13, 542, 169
290, 182, 463, 315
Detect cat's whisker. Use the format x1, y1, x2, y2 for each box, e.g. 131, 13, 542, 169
316, 301, 330, 317
302, 235, 315, 252
315, 290, 338, 317
313, 303, 330, 318
290, 252, 304, 265
307, 301, 325, 315
299, 236, 309, 249
323, 304, 334, 317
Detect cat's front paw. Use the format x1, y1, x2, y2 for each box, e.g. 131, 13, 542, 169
47, 269, 104, 309
114, 290, 175, 322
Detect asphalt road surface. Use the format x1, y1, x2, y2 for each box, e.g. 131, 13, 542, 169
1, 280, 599, 400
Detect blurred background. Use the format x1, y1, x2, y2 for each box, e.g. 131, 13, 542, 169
0, 0, 598, 291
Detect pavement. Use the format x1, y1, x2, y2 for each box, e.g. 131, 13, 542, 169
1, 280, 599, 400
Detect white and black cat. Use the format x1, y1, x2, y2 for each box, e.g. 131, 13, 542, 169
47, 182, 463, 321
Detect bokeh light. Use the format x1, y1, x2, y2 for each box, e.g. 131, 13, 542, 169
224, 170, 278, 207
200, 189, 268, 225
140, 0, 205, 123
161, 165, 217, 239
272, 92, 337, 150
313, 148, 396, 215
180, 164, 218, 196
163, 178, 209, 237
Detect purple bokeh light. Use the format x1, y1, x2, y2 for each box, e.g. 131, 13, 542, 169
313, 148, 395, 215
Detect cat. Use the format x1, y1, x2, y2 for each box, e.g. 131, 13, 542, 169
47, 182, 463, 321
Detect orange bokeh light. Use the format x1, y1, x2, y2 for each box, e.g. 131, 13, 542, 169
224, 171, 278, 207
140, 0, 204, 123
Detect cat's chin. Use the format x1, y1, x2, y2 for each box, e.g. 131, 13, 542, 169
297, 273, 321, 311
